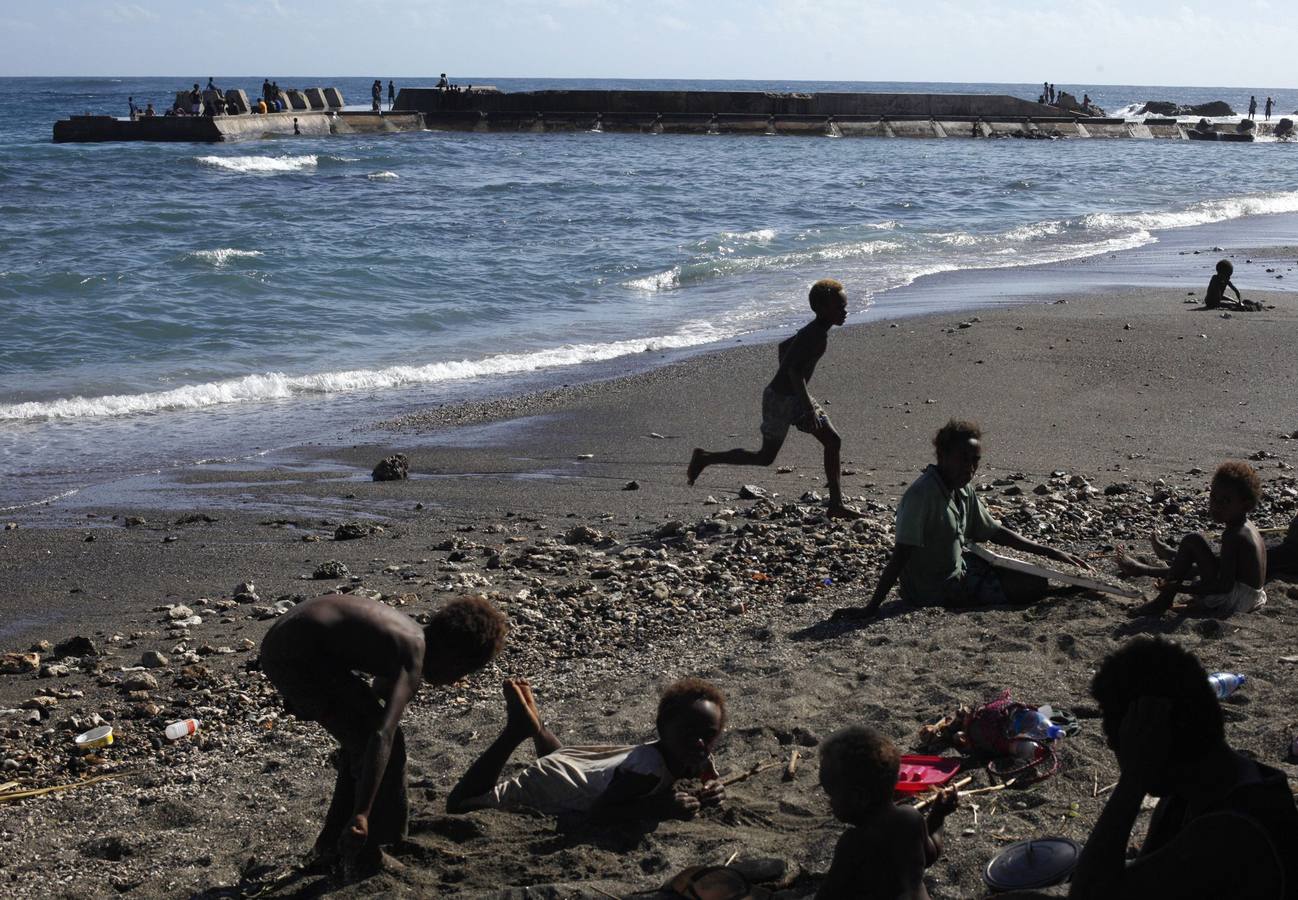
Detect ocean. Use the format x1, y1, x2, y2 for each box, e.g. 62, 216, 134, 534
3, 76, 1298, 513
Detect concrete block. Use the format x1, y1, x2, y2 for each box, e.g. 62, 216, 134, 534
226, 89, 250, 115
286, 90, 309, 111
323, 87, 345, 109
304, 88, 327, 110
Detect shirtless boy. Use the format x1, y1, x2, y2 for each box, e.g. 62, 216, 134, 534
260, 594, 507, 878
447, 677, 726, 822
688, 278, 861, 519
815, 725, 957, 899
1118, 461, 1267, 617
1204, 259, 1260, 310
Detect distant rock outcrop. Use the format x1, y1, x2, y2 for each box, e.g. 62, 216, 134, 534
1136, 100, 1178, 117
1182, 101, 1234, 117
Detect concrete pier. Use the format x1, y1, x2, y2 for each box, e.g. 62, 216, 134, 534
53, 110, 423, 143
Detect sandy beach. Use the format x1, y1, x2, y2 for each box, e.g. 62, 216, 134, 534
3, 278, 1298, 898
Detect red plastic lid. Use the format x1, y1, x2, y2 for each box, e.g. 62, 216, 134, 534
893, 755, 963, 793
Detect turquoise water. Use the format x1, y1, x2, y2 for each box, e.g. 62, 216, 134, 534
2, 76, 1298, 508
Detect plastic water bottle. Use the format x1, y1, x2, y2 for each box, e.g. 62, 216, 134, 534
164, 718, 200, 741
1009, 706, 1065, 741
1208, 673, 1246, 698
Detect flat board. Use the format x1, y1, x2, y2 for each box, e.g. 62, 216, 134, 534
970, 544, 1142, 599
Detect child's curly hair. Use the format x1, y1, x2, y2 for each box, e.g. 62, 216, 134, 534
809, 278, 845, 309
1212, 460, 1261, 511
424, 596, 508, 669
657, 677, 727, 733
820, 725, 900, 809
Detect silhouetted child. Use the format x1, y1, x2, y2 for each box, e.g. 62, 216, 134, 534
1204, 259, 1261, 310
816, 726, 957, 899
1119, 461, 1267, 616
688, 278, 861, 519
447, 677, 726, 822
261, 594, 507, 879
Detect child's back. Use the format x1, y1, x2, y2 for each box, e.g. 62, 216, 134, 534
819, 804, 932, 899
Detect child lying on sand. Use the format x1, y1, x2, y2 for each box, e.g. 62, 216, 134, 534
447, 677, 726, 821
815, 726, 957, 900
1118, 461, 1267, 617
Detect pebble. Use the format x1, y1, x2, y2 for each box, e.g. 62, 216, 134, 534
141, 651, 169, 669
312, 560, 350, 580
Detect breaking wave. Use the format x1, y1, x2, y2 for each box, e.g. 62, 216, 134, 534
195, 154, 318, 174
0, 325, 727, 423
186, 248, 264, 266
367, 171, 399, 181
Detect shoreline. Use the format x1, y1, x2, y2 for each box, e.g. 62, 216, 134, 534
2, 280, 1298, 897
7, 208, 1298, 520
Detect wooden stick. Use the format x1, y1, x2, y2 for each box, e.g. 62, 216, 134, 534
1260, 526, 1290, 535
913, 775, 973, 809
719, 760, 782, 788
1097, 780, 1120, 796
589, 887, 622, 900
0, 771, 125, 804
783, 749, 801, 782
0, 781, 19, 793
961, 778, 1016, 798
723, 851, 739, 867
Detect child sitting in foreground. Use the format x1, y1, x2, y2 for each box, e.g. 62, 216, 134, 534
816, 726, 957, 900
1118, 461, 1267, 617
1204, 259, 1261, 310
446, 677, 726, 821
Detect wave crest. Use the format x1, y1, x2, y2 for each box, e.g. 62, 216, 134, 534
0, 325, 726, 423
196, 154, 318, 174
187, 248, 265, 266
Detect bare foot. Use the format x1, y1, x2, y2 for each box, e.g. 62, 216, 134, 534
1149, 533, 1177, 562
687, 448, 706, 486
828, 504, 864, 520
502, 678, 541, 740
1116, 552, 1153, 577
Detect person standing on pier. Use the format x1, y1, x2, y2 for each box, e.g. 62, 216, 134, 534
388, 80, 395, 110
1049, 83, 1056, 104
1248, 96, 1257, 120
128, 96, 138, 120
1265, 97, 1274, 121
372, 79, 382, 111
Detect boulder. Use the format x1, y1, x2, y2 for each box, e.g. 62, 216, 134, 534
53, 636, 99, 658
335, 521, 384, 541
372, 454, 409, 481
1181, 101, 1234, 117
1137, 100, 1178, 117
313, 560, 350, 580
0, 652, 40, 675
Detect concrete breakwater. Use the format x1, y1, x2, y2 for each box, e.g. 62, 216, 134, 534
400, 88, 1291, 141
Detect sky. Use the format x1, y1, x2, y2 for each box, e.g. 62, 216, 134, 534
1, 0, 1294, 88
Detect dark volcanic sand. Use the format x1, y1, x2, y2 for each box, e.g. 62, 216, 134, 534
2, 287, 1297, 898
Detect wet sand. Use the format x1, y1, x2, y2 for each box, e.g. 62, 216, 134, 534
2, 286, 1298, 898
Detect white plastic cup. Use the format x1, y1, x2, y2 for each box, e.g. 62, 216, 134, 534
164, 718, 200, 741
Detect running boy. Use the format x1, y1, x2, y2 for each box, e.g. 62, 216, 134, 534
688, 278, 861, 518
447, 677, 726, 822
1118, 461, 1267, 617
815, 725, 957, 899
260, 594, 507, 878
1204, 259, 1260, 310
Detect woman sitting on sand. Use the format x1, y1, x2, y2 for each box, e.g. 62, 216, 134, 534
840, 419, 1091, 619
447, 677, 726, 822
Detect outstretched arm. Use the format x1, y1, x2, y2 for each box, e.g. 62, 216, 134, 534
860, 543, 915, 617
343, 665, 418, 856
992, 525, 1091, 569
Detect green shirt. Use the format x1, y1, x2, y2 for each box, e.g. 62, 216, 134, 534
895, 465, 1001, 604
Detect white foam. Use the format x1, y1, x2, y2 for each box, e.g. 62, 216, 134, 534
625, 240, 904, 292
367, 171, 399, 181
720, 228, 776, 242
0, 325, 728, 423
1081, 191, 1298, 233
187, 248, 264, 266
196, 154, 318, 174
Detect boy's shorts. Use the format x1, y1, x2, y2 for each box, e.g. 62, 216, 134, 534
760, 386, 830, 442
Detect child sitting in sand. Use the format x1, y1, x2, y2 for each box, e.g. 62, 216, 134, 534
687, 278, 862, 519
815, 725, 957, 900
446, 677, 726, 821
1118, 461, 1267, 617
1204, 259, 1262, 311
